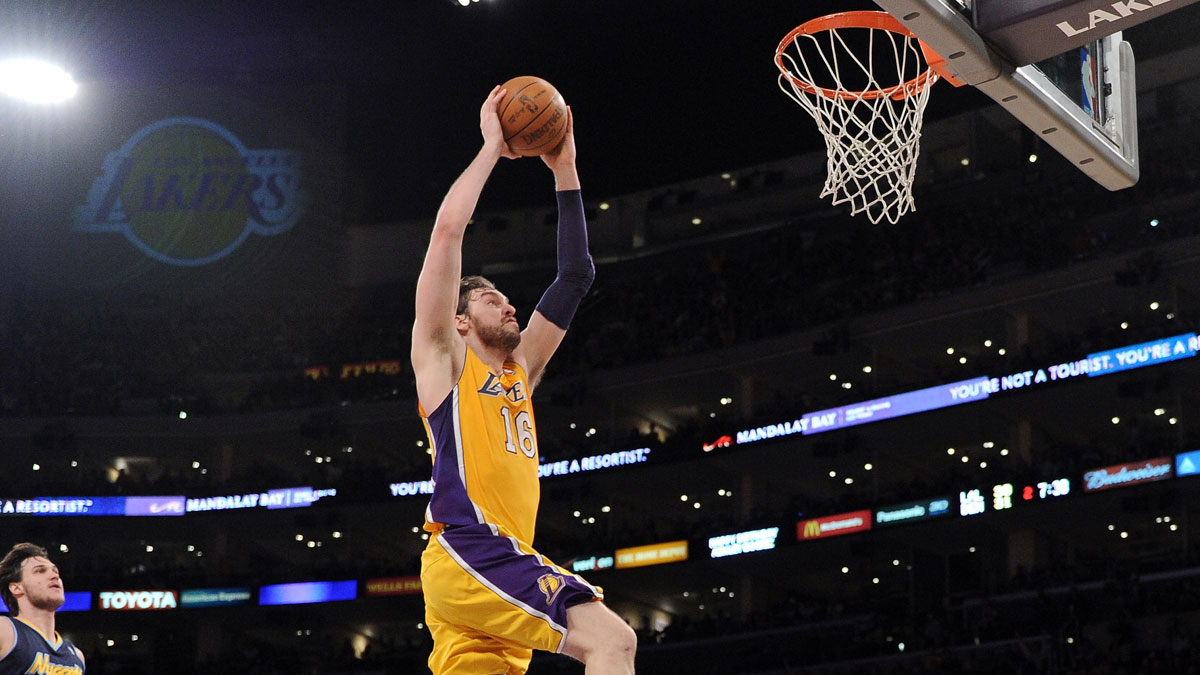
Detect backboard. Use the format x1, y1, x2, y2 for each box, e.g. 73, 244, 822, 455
872, 0, 1149, 190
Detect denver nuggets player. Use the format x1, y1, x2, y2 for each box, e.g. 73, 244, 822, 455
411, 86, 637, 674
0, 543, 86, 675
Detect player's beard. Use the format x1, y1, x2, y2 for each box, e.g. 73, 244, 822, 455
478, 320, 521, 354
27, 589, 65, 612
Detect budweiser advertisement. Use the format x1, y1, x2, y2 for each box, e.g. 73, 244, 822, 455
1082, 458, 1173, 493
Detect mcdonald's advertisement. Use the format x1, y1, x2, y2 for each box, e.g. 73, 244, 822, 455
798, 510, 872, 541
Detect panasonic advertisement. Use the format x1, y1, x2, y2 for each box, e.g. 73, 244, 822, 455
874, 497, 952, 527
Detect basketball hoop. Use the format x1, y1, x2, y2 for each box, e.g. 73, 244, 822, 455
775, 11, 960, 224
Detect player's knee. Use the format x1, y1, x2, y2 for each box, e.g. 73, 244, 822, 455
591, 614, 636, 661
579, 622, 635, 665
565, 604, 637, 663
609, 620, 637, 659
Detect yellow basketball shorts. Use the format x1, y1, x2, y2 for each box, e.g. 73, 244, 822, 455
421, 523, 604, 675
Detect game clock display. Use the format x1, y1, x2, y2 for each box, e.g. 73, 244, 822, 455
1028, 478, 1071, 500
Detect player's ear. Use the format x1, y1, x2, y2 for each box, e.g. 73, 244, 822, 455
455, 312, 471, 335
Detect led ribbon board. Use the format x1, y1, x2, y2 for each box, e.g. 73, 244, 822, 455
1176, 450, 1200, 478
570, 555, 615, 573
708, 527, 780, 558
614, 541, 688, 569
798, 510, 872, 540
99, 590, 178, 610
874, 498, 952, 526
0, 592, 90, 613
179, 588, 252, 608
364, 577, 423, 596
185, 487, 335, 512
1083, 458, 1173, 492
259, 580, 357, 606
735, 333, 1198, 445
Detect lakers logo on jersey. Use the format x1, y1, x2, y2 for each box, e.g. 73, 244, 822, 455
477, 368, 527, 404
537, 573, 564, 605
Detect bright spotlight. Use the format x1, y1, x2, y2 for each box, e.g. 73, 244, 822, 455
0, 59, 78, 103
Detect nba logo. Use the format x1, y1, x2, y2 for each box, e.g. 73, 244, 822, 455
1080, 47, 1096, 119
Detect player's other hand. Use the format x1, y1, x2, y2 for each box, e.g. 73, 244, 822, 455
541, 106, 576, 171
481, 85, 520, 160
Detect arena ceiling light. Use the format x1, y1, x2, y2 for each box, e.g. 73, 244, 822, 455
0, 58, 77, 103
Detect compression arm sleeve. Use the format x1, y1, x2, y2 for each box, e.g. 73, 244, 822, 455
535, 189, 595, 329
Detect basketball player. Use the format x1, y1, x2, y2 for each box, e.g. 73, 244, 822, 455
411, 85, 636, 674
0, 543, 86, 674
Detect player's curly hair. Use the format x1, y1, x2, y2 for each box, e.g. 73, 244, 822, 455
1, 543, 49, 616
457, 275, 497, 316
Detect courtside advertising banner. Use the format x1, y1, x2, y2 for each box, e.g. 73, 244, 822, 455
708, 527, 780, 558
364, 577, 423, 597
1082, 458, 1173, 492
259, 580, 357, 606
1175, 450, 1200, 478
570, 555, 615, 573
874, 497, 952, 527
0, 592, 90, 613
99, 590, 179, 610
179, 588, 253, 608
614, 541, 688, 569
798, 510, 872, 541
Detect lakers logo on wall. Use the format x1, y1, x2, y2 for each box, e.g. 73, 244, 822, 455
537, 573, 564, 605
73, 117, 307, 266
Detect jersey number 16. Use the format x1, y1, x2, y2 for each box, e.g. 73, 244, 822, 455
500, 407, 537, 459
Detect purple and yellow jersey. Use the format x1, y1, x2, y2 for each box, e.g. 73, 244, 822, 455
421, 346, 540, 545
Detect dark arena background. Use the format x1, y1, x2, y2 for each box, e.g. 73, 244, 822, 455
3, 0, 1200, 672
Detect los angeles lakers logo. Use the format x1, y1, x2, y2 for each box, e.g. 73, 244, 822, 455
73, 117, 307, 266
478, 369, 526, 403
537, 573, 564, 605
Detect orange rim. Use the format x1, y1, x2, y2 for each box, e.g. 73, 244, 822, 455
774, 10, 940, 102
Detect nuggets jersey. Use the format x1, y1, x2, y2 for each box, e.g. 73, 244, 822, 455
421, 346, 540, 545
0, 617, 85, 675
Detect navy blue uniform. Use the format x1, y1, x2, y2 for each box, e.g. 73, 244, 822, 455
0, 617, 85, 674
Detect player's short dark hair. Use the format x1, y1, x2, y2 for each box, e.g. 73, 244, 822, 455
457, 275, 497, 316
1, 543, 49, 616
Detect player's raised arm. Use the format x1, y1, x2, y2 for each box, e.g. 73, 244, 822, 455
517, 109, 594, 389
412, 86, 518, 409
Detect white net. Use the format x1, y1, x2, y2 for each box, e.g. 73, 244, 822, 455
776, 15, 938, 224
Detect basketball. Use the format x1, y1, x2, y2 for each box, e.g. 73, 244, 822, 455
498, 76, 568, 157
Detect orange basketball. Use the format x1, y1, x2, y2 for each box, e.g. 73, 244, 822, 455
498, 76, 568, 157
